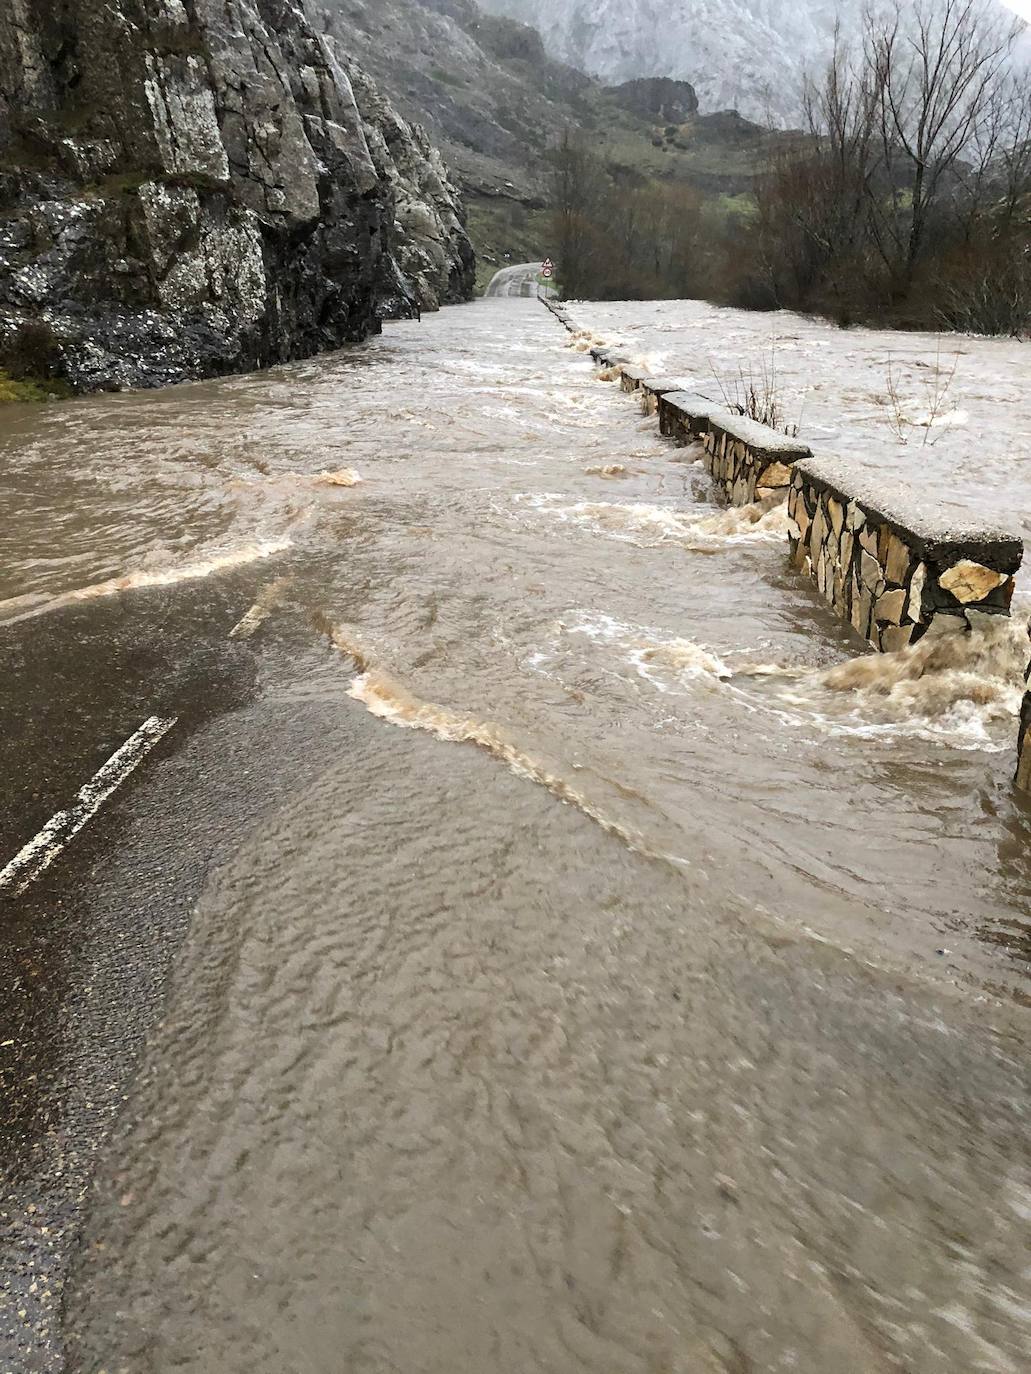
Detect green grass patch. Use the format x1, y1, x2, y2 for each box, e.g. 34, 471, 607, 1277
0, 370, 72, 404
712, 192, 759, 222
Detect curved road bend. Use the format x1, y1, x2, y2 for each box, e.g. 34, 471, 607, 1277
484, 262, 555, 297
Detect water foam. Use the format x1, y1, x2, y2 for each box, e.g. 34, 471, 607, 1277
312, 467, 362, 487
346, 667, 666, 859
531, 606, 1026, 749
517, 493, 790, 551
557, 612, 733, 691
583, 464, 635, 479
325, 623, 680, 866
0, 539, 292, 625
803, 613, 1027, 743
566, 329, 606, 354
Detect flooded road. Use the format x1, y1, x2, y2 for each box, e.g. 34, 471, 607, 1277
2, 298, 1030, 1372
574, 299, 1031, 547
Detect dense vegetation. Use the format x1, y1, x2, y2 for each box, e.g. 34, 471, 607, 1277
552, 0, 1031, 337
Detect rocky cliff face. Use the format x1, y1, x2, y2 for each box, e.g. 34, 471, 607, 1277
348, 61, 475, 313
0, 0, 474, 393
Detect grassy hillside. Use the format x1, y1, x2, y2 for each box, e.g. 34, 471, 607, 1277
321, 0, 789, 285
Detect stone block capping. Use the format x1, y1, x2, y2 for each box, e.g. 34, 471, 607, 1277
790, 456, 1023, 652
619, 365, 650, 392
637, 375, 697, 414
658, 391, 723, 443
591, 346, 630, 368
704, 413, 812, 507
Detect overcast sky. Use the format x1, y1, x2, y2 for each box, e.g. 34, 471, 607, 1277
1004, 0, 1031, 20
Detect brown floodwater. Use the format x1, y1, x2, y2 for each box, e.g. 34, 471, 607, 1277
2, 298, 1030, 1372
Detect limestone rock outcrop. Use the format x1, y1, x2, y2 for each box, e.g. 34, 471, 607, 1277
0, 0, 475, 392
347, 62, 475, 314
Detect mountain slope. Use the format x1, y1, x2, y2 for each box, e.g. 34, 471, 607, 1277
477, 0, 1027, 122
318, 0, 783, 285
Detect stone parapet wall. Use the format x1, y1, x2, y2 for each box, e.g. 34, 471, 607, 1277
544, 301, 1031, 788
615, 361, 810, 504
658, 391, 721, 443
703, 414, 812, 507
637, 376, 696, 415
790, 457, 1023, 652
619, 365, 650, 392
590, 345, 628, 368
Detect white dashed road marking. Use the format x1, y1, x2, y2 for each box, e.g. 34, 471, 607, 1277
0, 716, 178, 895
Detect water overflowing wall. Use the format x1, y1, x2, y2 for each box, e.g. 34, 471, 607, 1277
541, 295, 1031, 785
623, 366, 811, 505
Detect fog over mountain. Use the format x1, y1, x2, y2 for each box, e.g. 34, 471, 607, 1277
478, 0, 1028, 121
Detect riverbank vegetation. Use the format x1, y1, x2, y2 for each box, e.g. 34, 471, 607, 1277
0, 323, 71, 404
551, 0, 1031, 337
0, 372, 69, 404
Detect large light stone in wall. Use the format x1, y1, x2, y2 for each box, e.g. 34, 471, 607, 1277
816, 547, 829, 595
907, 562, 927, 622
939, 559, 1007, 604
853, 585, 874, 640
859, 550, 884, 596
832, 567, 846, 615
761, 461, 793, 488
827, 497, 844, 536
858, 524, 879, 557
874, 588, 907, 626
884, 532, 912, 586
880, 624, 914, 652
811, 502, 827, 551
852, 571, 868, 626
840, 530, 854, 573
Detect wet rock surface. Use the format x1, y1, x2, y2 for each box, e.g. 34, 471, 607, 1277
0, 0, 474, 393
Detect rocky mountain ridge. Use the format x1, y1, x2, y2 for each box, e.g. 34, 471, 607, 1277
0, 0, 475, 393
478, 0, 1029, 123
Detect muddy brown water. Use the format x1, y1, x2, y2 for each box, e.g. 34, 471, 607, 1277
2, 299, 1030, 1371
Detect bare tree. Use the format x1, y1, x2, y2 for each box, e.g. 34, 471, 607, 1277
549, 130, 605, 298
995, 74, 1031, 232
865, 0, 1020, 294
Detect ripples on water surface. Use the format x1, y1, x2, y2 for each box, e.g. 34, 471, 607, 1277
3, 299, 1030, 1371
